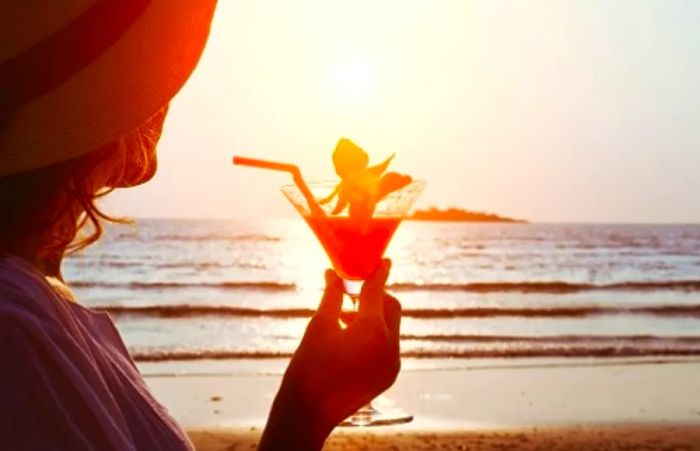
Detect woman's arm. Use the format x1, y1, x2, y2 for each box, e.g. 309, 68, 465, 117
258, 260, 401, 450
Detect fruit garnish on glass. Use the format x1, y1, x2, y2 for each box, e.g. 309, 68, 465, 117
320, 138, 413, 220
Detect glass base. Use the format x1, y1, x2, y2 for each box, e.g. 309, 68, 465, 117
339, 403, 413, 427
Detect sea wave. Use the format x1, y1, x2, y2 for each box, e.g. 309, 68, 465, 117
71, 281, 295, 291
129, 345, 700, 362
73, 260, 268, 270
150, 261, 268, 270
69, 279, 700, 293
399, 334, 700, 344
96, 303, 700, 318
150, 233, 281, 243
245, 333, 700, 344
388, 280, 700, 293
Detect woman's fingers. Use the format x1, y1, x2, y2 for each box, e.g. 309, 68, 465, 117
383, 293, 401, 344
359, 259, 391, 317
317, 269, 343, 318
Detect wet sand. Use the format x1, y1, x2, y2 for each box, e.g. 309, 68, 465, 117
188, 425, 700, 450
145, 358, 700, 450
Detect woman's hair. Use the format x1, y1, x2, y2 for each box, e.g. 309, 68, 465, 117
0, 107, 167, 265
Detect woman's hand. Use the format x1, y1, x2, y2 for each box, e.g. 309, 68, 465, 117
258, 259, 401, 450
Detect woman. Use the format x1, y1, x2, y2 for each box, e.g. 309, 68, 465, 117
0, 2, 402, 450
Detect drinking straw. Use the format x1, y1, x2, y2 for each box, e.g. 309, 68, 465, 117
232, 156, 324, 216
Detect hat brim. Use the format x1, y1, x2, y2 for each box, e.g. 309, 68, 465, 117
0, 0, 217, 177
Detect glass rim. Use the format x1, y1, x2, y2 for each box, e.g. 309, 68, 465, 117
280, 179, 426, 218
280, 179, 427, 191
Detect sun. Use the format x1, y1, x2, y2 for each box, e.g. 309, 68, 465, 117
326, 57, 378, 107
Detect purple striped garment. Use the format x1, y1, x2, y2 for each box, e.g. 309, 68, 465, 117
0, 255, 193, 451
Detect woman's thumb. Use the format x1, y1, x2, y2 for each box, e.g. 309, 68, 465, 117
317, 269, 343, 317
359, 259, 391, 317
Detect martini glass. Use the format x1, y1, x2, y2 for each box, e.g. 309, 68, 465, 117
282, 180, 425, 426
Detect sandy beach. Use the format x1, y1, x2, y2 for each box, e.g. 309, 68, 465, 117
188, 426, 700, 450
145, 357, 700, 450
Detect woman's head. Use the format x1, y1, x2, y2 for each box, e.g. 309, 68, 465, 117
0, 106, 167, 267
1, 1, 216, 272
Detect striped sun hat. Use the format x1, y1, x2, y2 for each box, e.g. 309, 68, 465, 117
0, 0, 217, 177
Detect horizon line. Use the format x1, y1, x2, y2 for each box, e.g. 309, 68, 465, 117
114, 215, 700, 226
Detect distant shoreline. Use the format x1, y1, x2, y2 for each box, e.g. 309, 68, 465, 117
408, 207, 526, 223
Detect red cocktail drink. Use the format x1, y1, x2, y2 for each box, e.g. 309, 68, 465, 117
282, 179, 424, 300
304, 216, 401, 280
233, 144, 425, 427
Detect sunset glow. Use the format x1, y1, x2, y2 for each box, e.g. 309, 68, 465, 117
104, 0, 700, 223
8, 0, 700, 445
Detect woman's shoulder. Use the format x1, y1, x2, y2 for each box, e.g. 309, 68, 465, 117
0, 257, 194, 451
0, 255, 92, 354
0, 254, 65, 323
0, 260, 137, 451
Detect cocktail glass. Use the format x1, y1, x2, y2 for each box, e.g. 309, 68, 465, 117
281, 180, 425, 426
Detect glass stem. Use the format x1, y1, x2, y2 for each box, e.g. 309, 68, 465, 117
350, 294, 360, 312
349, 294, 375, 414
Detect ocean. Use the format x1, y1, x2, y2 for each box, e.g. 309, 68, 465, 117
63, 219, 700, 374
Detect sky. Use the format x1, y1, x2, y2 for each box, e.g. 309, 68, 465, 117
105, 0, 700, 223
